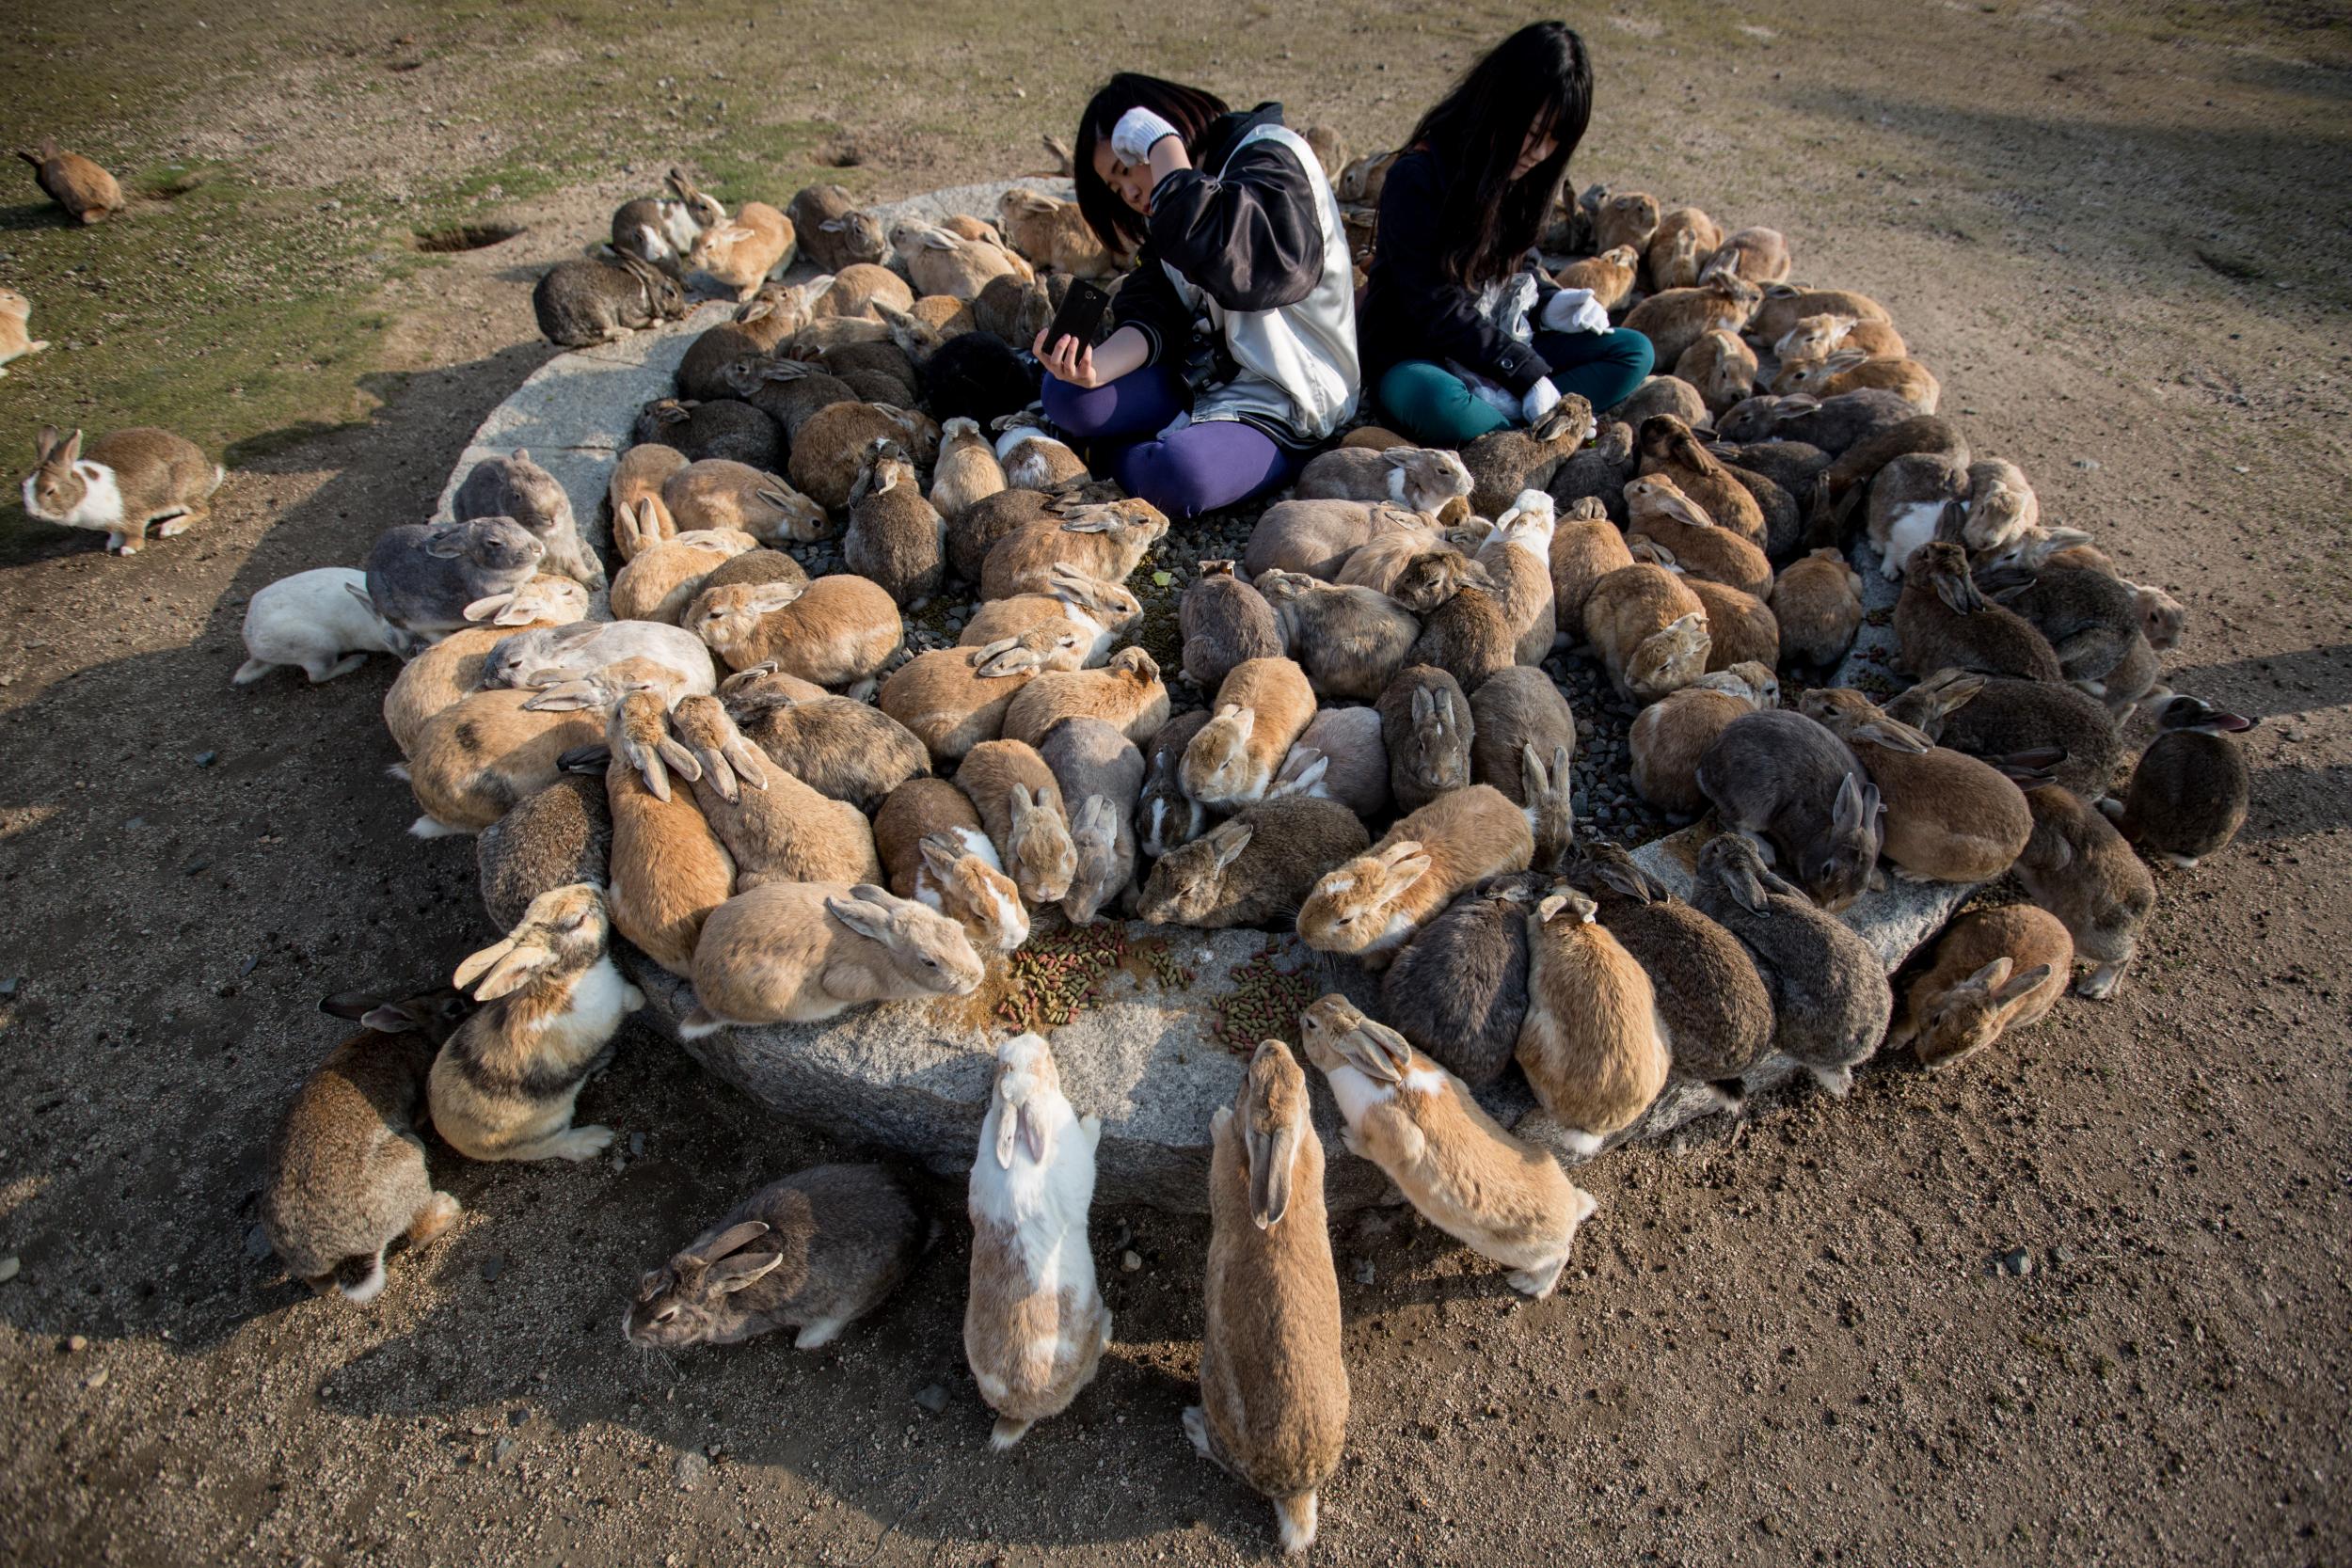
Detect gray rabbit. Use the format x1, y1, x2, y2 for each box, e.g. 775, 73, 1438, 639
452, 450, 606, 591
1696, 709, 1882, 912
532, 251, 689, 349
1378, 870, 1547, 1086
361, 517, 545, 636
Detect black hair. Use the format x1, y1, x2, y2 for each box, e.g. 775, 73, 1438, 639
1072, 72, 1232, 253
1406, 21, 1592, 289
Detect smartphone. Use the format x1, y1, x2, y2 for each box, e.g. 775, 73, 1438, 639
1042, 279, 1112, 355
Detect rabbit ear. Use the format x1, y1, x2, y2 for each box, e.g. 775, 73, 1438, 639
1537, 887, 1599, 924
1995, 964, 2055, 1004
452, 936, 519, 990
1245, 1115, 1297, 1230
1520, 741, 1550, 794
823, 892, 895, 942
1411, 687, 1433, 722
1853, 719, 1933, 755
689, 1220, 771, 1262
1384, 852, 1433, 895
422, 529, 470, 559
1207, 819, 1255, 869
657, 736, 707, 786
1713, 849, 1771, 913
459, 937, 554, 1000
461, 591, 516, 623
917, 833, 965, 879
1335, 1021, 1413, 1085
1273, 749, 1328, 796
1660, 490, 1713, 530
347, 581, 384, 614
1588, 855, 1654, 903
1832, 773, 1867, 832
1964, 957, 2015, 993
1016, 1101, 1050, 1164
707, 1252, 785, 1292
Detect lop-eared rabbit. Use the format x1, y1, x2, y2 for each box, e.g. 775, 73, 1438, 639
236, 567, 421, 686
22, 424, 222, 554
262, 988, 472, 1303
966, 1034, 1111, 1449
428, 884, 644, 1164
626, 1165, 930, 1351
1190, 1040, 1348, 1556
1888, 905, 2071, 1073
1298, 784, 1534, 966
684, 881, 985, 1036
1301, 995, 1596, 1298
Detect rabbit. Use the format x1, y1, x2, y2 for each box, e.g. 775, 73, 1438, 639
2102, 695, 2257, 867
404, 686, 610, 837
1469, 664, 1577, 806
1704, 436, 1835, 503
949, 486, 1074, 586
1674, 327, 1758, 417
1459, 402, 1599, 518
1378, 871, 1546, 1085
1296, 444, 1474, 517
1887, 905, 2071, 1072
667, 694, 882, 892
1377, 665, 1475, 813
1337, 146, 1400, 201
1548, 499, 1637, 634
1712, 387, 1914, 456
610, 167, 727, 277
722, 358, 857, 440
971, 273, 1058, 345
1517, 886, 1672, 1159
1688, 834, 1893, 1096
1895, 539, 2064, 682
787, 185, 890, 271
995, 187, 1118, 277
427, 884, 642, 1163
1567, 844, 1776, 1100
1136, 797, 1369, 930
1553, 245, 1641, 310
1301, 995, 1597, 1298
841, 439, 946, 607
1612, 375, 1712, 435
608, 521, 758, 624
262, 988, 472, 1302
962, 563, 1142, 668
1676, 571, 1781, 673
482, 616, 717, 697
1182, 657, 1317, 808
0, 286, 48, 375
1338, 525, 1488, 614
1547, 419, 1637, 525
1749, 284, 1894, 344
929, 416, 1009, 521
1256, 569, 1421, 701
1956, 457, 2040, 553
590, 690, 739, 974
1583, 563, 1711, 705
1634, 415, 1768, 547
687, 200, 798, 301
477, 772, 611, 933
1189, 1038, 1348, 1555
994, 421, 1090, 491
533, 251, 688, 347
453, 450, 606, 590
981, 498, 1168, 600
1299, 784, 1534, 965
879, 632, 1073, 764
384, 626, 527, 759
658, 397, 787, 470
1780, 349, 1940, 414
1699, 226, 1791, 286
1001, 646, 1169, 749
683, 880, 986, 1036
1771, 548, 1866, 671
1697, 709, 1880, 911
964, 1032, 1111, 1450
689, 575, 903, 686
1624, 475, 1772, 598
1622, 273, 1764, 370
892, 219, 1024, 299
677, 323, 779, 404
1861, 451, 1971, 578
1041, 717, 1148, 923
810, 262, 917, 323
1470, 489, 1560, 663
1267, 705, 1391, 820
1593, 189, 1661, 253
2013, 784, 2156, 999
18, 137, 121, 221
719, 684, 930, 811
609, 443, 686, 556
626, 1165, 930, 1350
1244, 497, 1394, 581
1629, 663, 1780, 818
234, 567, 420, 686
800, 338, 921, 406
1406, 585, 1517, 696
1883, 668, 2122, 799
660, 460, 829, 544
874, 777, 1030, 953
1975, 559, 2143, 690
1646, 206, 1724, 291
782, 401, 936, 513
22, 424, 223, 555
1771, 311, 1906, 364
1181, 561, 1286, 689
361, 516, 545, 636
1136, 708, 1215, 860
957, 739, 1080, 905
1800, 687, 2033, 884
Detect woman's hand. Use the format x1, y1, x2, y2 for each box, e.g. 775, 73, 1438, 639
1035, 325, 1150, 391
1034, 327, 1103, 388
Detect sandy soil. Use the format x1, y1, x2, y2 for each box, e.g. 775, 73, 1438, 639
0, 2, 2346, 1564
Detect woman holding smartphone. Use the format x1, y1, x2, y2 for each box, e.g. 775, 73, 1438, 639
1357, 21, 1654, 445
1037, 74, 1359, 519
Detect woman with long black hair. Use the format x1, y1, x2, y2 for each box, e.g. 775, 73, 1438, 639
1038, 73, 1359, 519
1357, 21, 1654, 445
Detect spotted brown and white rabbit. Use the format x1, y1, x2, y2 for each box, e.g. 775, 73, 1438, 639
22, 424, 222, 555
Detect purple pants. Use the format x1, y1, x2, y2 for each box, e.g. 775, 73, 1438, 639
1041, 365, 1304, 519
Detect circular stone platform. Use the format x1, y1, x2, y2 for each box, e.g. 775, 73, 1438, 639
442, 180, 1976, 1212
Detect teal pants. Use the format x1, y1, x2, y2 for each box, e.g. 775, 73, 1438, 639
1378, 327, 1656, 445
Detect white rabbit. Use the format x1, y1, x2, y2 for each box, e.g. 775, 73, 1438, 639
235, 567, 421, 686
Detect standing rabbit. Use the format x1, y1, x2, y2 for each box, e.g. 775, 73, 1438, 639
966, 1034, 1111, 1450
262, 988, 472, 1303
1302, 995, 1596, 1298
22, 424, 222, 555
2102, 695, 2258, 867
625, 1165, 930, 1350
1189, 1039, 1348, 1556
1518, 886, 1672, 1159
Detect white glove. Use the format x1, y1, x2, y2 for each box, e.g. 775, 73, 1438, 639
1110, 107, 1182, 166
1541, 287, 1613, 335
1520, 376, 1563, 425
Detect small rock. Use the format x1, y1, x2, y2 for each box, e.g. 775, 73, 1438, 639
628, 1131, 646, 1157
85, 1369, 107, 1390
1999, 1247, 2033, 1277
493, 1436, 516, 1464
674, 1450, 709, 1491
194, 751, 217, 768
0, 1256, 19, 1284
2051, 1243, 2075, 1266
913, 1383, 948, 1414
64, 1335, 87, 1354
479, 1254, 507, 1284
0, 977, 16, 998
2073, 458, 2100, 471
243, 1224, 273, 1261
1352, 1257, 1375, 1285
1120, 1249, 1142, 1273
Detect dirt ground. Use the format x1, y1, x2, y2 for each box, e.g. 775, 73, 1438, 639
1, 1, 2347, 1563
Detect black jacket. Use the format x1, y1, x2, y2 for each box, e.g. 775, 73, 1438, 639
1110, 103, 1328, 369
1356, 147, 1562, 394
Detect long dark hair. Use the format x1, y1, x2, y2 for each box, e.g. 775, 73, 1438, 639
1072, 72, 1231, 253
1407, 22, 1592, 289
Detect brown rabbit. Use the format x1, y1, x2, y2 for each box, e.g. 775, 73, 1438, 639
980, 499, 1168, 600
609, 444, 686, 557
1772, 311, 1907, 366
1622, 273, 1763, 369
1629, 663, 1779, 818
1000, 645, 1169, 749
688, 200, 798, 301
1894, 539, 2063, 682
609, 522, 759, 624
262, 989, 472, 1303
1801, 688, 2031, 884
1377, 665, 1474, 813
1701, 227, 1792, 286
1518, 886, 1672, 1160
1136, 798, 1369, 929
405, 687, 610, 837
689, 575, 903, 687
668, 695, 882, 892
961, 563, 1142, 667
1635, 415, 1768, 547
1554, 245, 1641, 310
18, 138, 122, 222
844, 439, 947, 606
1181, 560, 1287, 689
22, 424, 222, 554
1458, 402, 1598, 519
2103, 694, 2258, 867
1624, 475, 1772, 597
1181, 657, 1317, 808
1749, 284, 1893, 344
684, 881, 985, 1035
1888, 905, 2071, 1072
1549, 497, 1636, 628
599, 691, 738, 974
1407, 585, 1518, 696
1189, 1040, 1349, 1557
1594, 190, 1662, 254
2015, 784, 2156, 1000
956, 738, 1080, 905
660, 460, 828, 545
879, 632, 1073, 764
874, 777, 1031, 954
1299, 784, 1534, 965
1779, 349, 1941, 414
1677, 573, 1780, 673
1257, 569, 1421, 701
1583, 562, 1711, 704
1647, 206, 1724, 290
1674, 328, 1758, 416
1771, 547, 1867, 671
